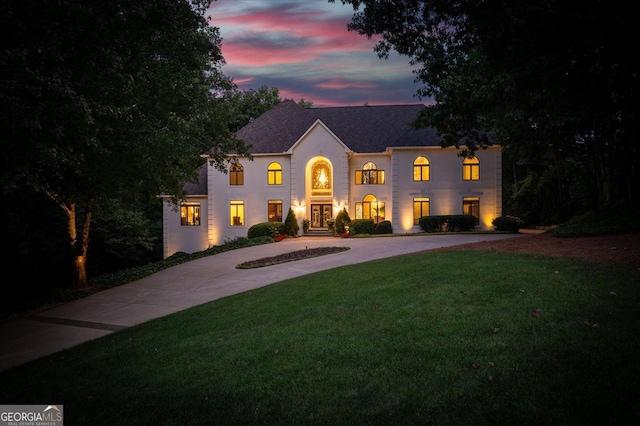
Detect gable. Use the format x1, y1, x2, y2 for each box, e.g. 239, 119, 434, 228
287, 120, 351, 155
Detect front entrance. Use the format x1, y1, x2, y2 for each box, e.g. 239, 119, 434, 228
311, 204, 332, 228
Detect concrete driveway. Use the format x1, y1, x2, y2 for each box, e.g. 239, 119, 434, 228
0, 233, 523, 371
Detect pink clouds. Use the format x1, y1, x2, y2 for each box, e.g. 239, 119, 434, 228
208, 1, 422, 107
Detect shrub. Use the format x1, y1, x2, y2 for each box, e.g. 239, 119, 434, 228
350, 219, 375, 235
492, 215, 524, 233
418, 215, 476, 233
247, 222, 284, 239
283, 208, 299, 236
375, 220, 393, 234
334, 208, 351, 235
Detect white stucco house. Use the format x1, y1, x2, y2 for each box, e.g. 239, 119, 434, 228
161, 100, 502, 258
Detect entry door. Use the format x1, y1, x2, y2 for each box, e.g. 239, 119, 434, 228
311, 204, 332, 228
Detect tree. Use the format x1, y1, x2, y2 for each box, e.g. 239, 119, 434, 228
222, 85, 282, 132
0, 0, 249, 289
334, 0, 639, 220
283, 207, 299, 237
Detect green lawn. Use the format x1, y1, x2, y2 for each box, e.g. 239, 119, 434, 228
1, 249, 639, 425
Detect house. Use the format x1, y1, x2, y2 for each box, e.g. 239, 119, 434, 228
161, 100, 502, 258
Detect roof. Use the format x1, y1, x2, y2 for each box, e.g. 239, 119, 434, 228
235, 100, 442, 154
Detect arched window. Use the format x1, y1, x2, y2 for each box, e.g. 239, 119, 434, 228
267, 162, 282, 185
356, 161, 385, 184
311, 161, 332, 196
230, 162, 244, 185
462, 157, 480, 181
356, 194, 385, 223
413, 156, 430, 181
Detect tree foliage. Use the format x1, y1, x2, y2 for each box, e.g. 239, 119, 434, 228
334, 0, 639, 222
1, 0, 250, 288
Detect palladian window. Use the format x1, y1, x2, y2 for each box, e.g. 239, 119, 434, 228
355, 194, 385, 224
355, 161, 385, 184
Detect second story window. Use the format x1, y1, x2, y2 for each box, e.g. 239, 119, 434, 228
413, 156, 430, 181
356, 161, 385, 185
462, 157, 480, 181
230, 162, 244, 185
267, 162, 282, 185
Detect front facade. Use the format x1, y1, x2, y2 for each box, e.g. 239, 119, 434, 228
162, 101, 502, 258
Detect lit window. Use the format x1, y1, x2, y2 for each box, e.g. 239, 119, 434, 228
413, 156, 430, 181
180, 202, 200, 226
355, 194, 385, 223
311, 161, 332, 196
230, 163, 244, 185
355, 161, 385, 184
230, 200, 244, 226
462, 157, 479, 181
463, 197, 480, 225
268, 200, 283, 222
267, 162, 282, 185
413, 197, 430, 225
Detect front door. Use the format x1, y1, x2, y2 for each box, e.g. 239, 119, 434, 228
311, 204, 332, 228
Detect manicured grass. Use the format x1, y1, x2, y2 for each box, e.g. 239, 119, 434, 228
1, 251, 639, 425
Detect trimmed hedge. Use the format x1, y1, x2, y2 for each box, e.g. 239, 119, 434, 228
350, 219, 375, 235
247, 222, 284, 239
492, 215, 524, 233
418, 215, 476, 233
375, 220, 393, 234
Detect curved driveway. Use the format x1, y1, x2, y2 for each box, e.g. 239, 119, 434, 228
0, 233, 523, 371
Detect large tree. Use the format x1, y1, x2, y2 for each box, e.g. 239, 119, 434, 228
334, 0, 638, 221
1, 0, 249, 289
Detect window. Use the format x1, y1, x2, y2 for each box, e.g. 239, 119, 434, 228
413, 156, 430, 181
230, 162, 244, 185
463, 197, 480, 225
413, 197, 430, 225
355, 194, 385, 223
267, 162, 282, 185
462, 157, 480, 181
355, 161, 385, 184
180, 202, 200, 226
229, 200, 244, 226
268, 200, 283, 222
311, 161, 332, 196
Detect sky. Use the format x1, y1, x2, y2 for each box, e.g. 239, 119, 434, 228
206, 0, 426, 107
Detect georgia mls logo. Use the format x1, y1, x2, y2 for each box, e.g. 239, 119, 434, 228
0, 404, 64, 426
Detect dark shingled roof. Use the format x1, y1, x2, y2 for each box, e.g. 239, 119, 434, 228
235, 100, 442, 153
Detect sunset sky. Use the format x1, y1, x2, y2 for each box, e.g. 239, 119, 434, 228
207, 0, 426, 107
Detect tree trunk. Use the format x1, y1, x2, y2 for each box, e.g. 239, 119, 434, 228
69, 197, 94, 290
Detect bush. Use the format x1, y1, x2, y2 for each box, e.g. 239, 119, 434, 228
350, 219, 375, 235
418, 215, 476, 233
335, 208, 351, 235
492, 215, 524, 233
247, 222, 284, 239
283, 208, 299, 237
375, 220, 393, 234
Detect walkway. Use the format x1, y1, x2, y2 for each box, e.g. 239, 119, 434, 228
0, 233, 523, 371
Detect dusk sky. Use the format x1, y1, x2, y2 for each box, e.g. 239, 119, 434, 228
207, 0, 427, 107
